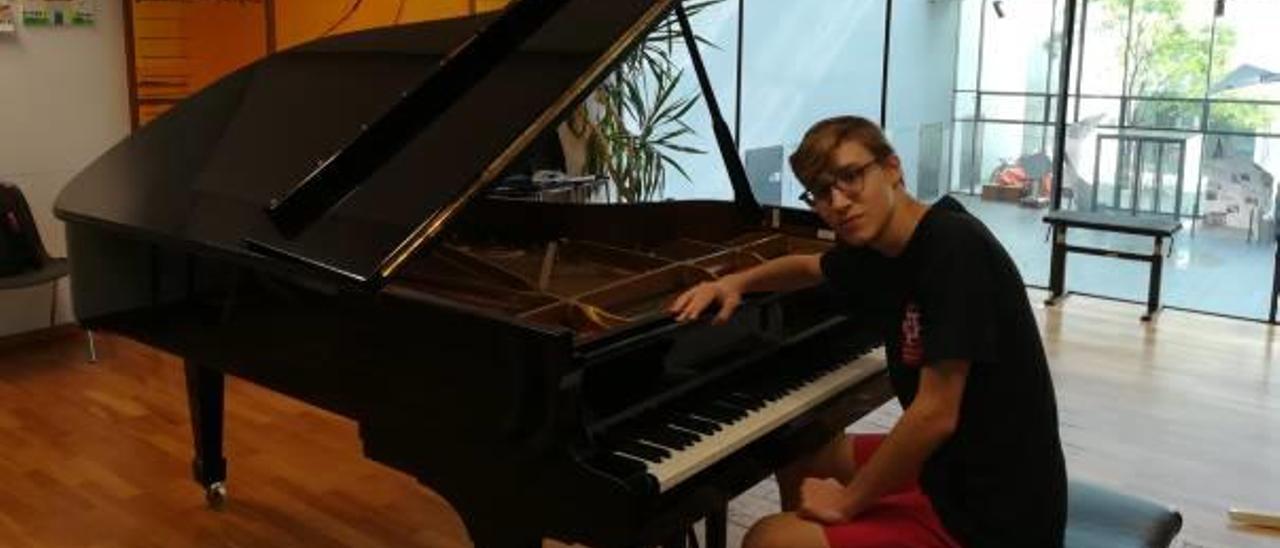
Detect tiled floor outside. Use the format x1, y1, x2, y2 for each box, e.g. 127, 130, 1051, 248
953, 193, 1279, 321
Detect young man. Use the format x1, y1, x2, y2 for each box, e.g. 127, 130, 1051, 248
669, 116, 1066, 547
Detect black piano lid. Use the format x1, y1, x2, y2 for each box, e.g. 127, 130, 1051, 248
56, 0, 757, 287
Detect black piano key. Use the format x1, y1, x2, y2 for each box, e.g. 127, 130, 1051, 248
736, 386, 780, 403
722, 392, 765, 411
663, 423, 706, 441
716, 401, 751, 418
695, 403, 739, 422
752, 384, 788, 401
595, 451, 648, 477
712, 398, 752, 414
609, 439, 669, 463
654, 424, 701, 445
667, 414, 720, 434
632, 426, 692, 450
681, 404, 736, 424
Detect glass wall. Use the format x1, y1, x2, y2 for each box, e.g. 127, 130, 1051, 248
948, 0, 1066, 286
950, 0, 1280, 320
885, 1, 962, 204
595, 0, 893, 208
652, 0, 741, 203
547, 2, 740, 205
504, 0, 1279, 320
738, 0, 887, 209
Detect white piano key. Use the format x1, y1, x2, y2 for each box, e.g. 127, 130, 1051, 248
641, 346, 887, 492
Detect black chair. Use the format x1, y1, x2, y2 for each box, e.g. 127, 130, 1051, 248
0, 182, 95, 361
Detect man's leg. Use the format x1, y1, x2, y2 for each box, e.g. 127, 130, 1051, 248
776, 433, 857, 510
742, 513, 830, 548
754, 434, 960, 548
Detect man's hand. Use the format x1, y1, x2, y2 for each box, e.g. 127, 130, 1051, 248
668, 278, 743, 324
668, 255, 824, 324
797, 477, 855, 525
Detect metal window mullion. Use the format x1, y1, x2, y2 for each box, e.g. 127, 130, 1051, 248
1073, 0, 1089, 122
1050, 0, 1078, 210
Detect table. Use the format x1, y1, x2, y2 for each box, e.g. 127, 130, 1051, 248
1043, 210, 1182, 321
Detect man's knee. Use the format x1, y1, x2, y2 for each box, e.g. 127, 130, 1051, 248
743, 513, 827, 548
743, 514, 795, 548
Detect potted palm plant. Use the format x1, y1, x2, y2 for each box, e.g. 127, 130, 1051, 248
561, 1, 725, 203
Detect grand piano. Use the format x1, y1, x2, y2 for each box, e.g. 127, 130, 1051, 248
55, 0, 892, 546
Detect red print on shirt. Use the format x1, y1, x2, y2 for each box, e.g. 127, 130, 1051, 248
901, 301, 924, 368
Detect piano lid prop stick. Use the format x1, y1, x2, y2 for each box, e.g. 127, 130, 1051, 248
539, 241, 559, 292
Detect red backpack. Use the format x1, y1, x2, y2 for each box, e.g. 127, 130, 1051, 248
0, 182, 47, 276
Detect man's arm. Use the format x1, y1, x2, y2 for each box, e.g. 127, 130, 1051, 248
800, 359, 970, 523
670, 254, 824, 323
724, 254, 824, 293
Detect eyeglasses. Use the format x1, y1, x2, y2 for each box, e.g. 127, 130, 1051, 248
798, 160, 880, 207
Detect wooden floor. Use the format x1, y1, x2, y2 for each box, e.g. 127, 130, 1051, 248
0, 291, 1278, 547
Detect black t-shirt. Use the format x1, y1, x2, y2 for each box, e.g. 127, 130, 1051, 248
820, 196, 1067, 547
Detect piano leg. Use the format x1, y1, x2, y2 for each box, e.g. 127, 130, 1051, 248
184, 361, 227, 509
660, 533, 687, 548
705, 506, 727, 548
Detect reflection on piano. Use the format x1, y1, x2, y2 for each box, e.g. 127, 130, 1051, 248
55, 0, 891, 545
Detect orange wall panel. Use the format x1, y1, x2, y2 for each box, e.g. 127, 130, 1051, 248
274, 0, 473, 50
128, 0, 512, 127
130, 0, 267, 125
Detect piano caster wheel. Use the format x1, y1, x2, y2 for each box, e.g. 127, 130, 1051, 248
204, 482, 227, 510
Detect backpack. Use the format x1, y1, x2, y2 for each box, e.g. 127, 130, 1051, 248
0, 182, 46, 277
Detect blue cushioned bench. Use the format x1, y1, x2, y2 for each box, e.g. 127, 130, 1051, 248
1066, 479, 1182, 548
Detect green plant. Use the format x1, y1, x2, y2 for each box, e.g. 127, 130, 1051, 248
1097, 0, 1271, 132
571, 1, 725, 203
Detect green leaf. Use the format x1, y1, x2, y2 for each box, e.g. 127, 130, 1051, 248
659, 143, 707, 155
657, 150, 695, 183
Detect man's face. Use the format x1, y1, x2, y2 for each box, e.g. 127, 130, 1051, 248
808, 140, 902, 246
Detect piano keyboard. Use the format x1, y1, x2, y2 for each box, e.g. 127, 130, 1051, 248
601, 345, 887, 493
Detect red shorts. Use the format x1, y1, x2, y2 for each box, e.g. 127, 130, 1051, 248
822, 434, 962, 548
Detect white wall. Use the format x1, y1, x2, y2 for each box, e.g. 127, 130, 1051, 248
0, 4, 130, 337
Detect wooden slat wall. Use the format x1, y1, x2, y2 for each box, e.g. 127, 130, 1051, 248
125, 0, 513, 127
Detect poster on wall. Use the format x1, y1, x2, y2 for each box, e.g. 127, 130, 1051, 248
0, 1, 16, 33
70, 0, 92, 25
21, 0, 91, 26
21, 0, 48, 25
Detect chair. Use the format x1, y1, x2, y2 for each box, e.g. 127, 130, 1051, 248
0, 182, 96, 361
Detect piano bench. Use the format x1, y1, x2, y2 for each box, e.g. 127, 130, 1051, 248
1066, 479, 1182, 548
